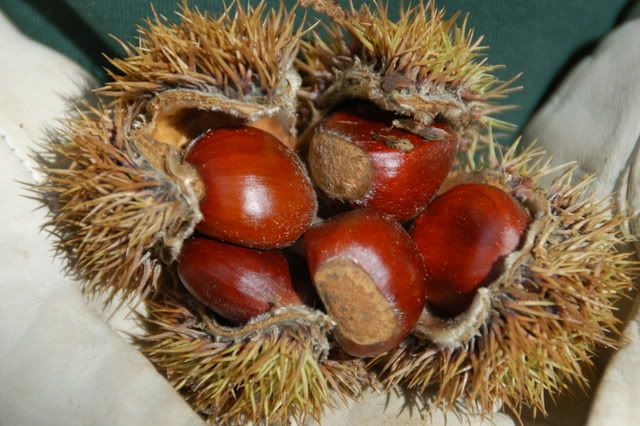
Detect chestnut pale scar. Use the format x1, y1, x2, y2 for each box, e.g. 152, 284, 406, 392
308, 131, 372, 201
314, 258, 397, 345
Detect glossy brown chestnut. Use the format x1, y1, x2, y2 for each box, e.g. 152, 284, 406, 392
307, 103, 458, 221
411, 183, 531, 316
178, 237, 302, 323
185, 126, 317, 248
304, 209, 426, 357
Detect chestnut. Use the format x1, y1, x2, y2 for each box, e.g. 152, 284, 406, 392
178, 237, 302, 323
307, 103, 458, 221
304, 209, 426, 357
185, 126, 317, 248
411, 183, 531, 316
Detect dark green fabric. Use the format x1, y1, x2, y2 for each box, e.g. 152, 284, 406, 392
627, 0, 640, 19
0, 0, 633, 131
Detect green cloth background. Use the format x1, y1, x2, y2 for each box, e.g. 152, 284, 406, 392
0, 0, 636, 131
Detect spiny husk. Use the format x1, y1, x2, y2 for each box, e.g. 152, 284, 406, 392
33, 1, 309, 301
371, 141, 638, 418
136, 282, 369, 425
34, 103, 200, 303
99, 1, 307, 150
100, 0, 306, 102
298, 0, 519, 137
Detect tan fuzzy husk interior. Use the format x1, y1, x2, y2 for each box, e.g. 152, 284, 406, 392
142, 70, 301, 150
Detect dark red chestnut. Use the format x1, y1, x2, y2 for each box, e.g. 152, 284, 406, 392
411, 183, 531, 316
185, 126, 317, 248
307, 103, 458, 221
304, 209, 426, 357
178, 237, 302, 323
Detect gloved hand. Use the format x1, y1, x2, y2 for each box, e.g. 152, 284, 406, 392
0, 11, 204, 426
524, 18, 640, 426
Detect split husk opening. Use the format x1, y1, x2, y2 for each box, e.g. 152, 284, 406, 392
145, 88, 300, 150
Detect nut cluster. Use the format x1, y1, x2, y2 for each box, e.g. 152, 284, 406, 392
34, 1, 636, 424
177, 102, 532, 358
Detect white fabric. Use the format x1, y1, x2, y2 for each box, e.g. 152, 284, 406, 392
0, 11, 204, 426
524, 19, 640, 426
